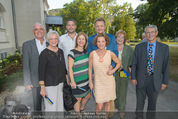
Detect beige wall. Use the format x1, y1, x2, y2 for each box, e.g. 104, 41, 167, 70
15, 0, 47, 47
0, 0, 49, 57
0, 0, 16, 57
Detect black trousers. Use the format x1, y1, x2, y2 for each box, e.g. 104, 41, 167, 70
135, 75, 158, 119
32, 87, 42, 111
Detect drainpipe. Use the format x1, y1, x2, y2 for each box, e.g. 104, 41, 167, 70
11, 0, 20, 53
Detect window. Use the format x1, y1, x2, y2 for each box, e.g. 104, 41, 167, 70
0, 52, 7, 59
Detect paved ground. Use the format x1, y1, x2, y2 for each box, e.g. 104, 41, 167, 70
85, 80, 178, 111
0, 80, 178, 118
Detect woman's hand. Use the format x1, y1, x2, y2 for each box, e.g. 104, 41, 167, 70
71, 82, 77, 89
119, 65, 123, 70
40, 86, 47, 98
106, 70, 115, 75
89, 81, 93, 90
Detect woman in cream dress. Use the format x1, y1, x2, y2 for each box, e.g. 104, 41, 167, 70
89, 33, 121, 118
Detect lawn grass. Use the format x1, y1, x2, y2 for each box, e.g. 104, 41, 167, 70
128, 41, 178, 46
162, 42, 178, 45
169, 47, 178, 82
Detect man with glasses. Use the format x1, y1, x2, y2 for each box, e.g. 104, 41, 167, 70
131, 25, 169, 119
23, 22, 48, 111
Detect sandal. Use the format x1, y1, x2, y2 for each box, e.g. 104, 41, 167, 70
80, 109, 88, 117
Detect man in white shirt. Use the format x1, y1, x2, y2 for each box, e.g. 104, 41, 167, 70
22, 22, 48, 111
58, 19, 77, 70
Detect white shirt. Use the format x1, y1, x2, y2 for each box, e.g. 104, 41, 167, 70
35, 38, 46, 54
58, 33, 77, 70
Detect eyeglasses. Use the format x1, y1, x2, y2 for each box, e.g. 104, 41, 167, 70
34, 28, 44, 31
49, 38, 58, 41
146, 31, 156, 34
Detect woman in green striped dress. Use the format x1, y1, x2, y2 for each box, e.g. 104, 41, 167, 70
68, 32, 91, 116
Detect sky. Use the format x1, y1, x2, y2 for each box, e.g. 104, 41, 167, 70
47, 0, 147, 10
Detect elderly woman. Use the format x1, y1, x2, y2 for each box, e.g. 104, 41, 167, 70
38, 30, 67, 111
114, 30, 133, 118
89, 33, 121, 118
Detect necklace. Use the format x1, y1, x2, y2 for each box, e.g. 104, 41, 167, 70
99, 58, 104, 63
97, 49, 106, 63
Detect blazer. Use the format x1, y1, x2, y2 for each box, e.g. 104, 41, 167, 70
131, 41, 169, 92
23, 39, 48, 87
88, 33, 118, 69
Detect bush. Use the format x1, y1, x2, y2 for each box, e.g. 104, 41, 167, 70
0, 52, 22, 75
130, 39, 140, 42
0, 52, 23, 92
0, 74, 7, 93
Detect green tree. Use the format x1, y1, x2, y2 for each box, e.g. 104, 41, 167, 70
99, 0, 116, 33
85, 0, 101, 35
60, 0, 101, 36
110, 3, 136, 41
135, 0, 177, 38
124, 6, 136, 40
133, 3, 149, 39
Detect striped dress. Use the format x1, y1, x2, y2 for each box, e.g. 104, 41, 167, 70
68, 49, 91, 98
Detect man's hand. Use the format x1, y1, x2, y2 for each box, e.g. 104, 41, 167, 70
25, 85, 33, 90
161, 84, 167, 90
131, 80, 137, 86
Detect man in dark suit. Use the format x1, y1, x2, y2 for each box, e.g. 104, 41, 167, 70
22, 23, 48, 111
131, 25, 169, 119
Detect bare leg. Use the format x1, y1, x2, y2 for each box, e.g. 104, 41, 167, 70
104, 101, 111, 119
96, 103, 104, 119
74, 98, 82, 117
80, 92, 91, 110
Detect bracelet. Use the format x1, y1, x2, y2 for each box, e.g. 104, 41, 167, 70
39, 84, 45, 86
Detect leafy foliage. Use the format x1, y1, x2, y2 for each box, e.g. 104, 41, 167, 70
60, 0, 101, 36
0, 52, 23, 75
48, 9, 62, 16
0, 52, 23, 92
134, 0, 177, 39
110, 3, 136, 40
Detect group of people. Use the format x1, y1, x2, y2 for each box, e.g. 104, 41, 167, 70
22, 17, 169, 119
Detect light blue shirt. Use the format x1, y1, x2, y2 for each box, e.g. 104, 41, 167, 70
147, 41, 157, 72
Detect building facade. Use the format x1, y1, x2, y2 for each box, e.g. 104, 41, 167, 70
0, 0, 49, 59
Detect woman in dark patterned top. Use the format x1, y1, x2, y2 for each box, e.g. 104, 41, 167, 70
68, 32, 91, 116
39, 30, 67, 111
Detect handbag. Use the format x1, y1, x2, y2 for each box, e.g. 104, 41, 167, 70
63, 82, 77, 111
